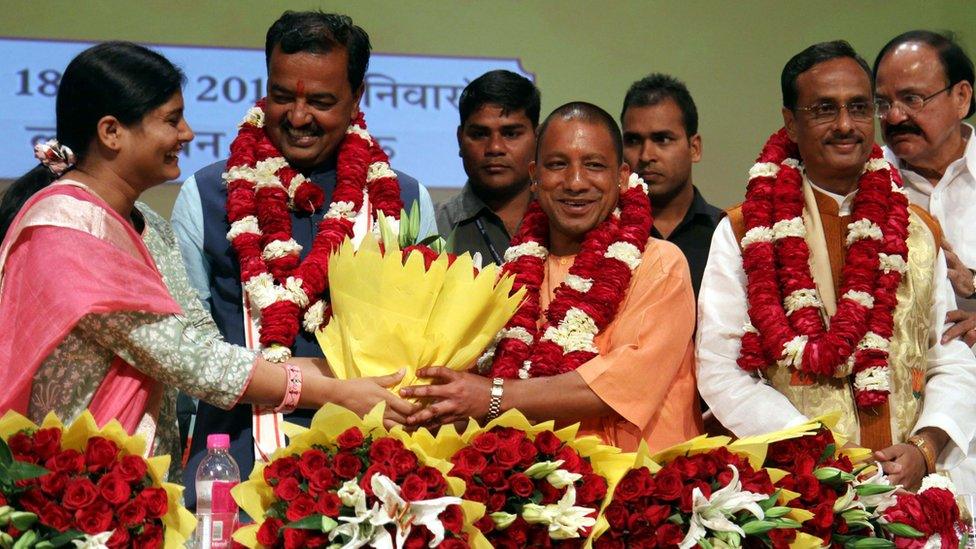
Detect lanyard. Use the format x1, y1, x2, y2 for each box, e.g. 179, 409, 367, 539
475, 218, 504, 265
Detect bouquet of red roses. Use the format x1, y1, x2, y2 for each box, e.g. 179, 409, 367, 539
594, 440, 804, 549
0, 410, 194, 549
877, 475, 960, 549
232, 404, 483, 549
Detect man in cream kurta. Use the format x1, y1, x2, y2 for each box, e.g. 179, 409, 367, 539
697, 40, 976, 491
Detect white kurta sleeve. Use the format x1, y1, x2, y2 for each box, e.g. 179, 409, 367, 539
695, 218, 809, 437
914, 248, 976, 468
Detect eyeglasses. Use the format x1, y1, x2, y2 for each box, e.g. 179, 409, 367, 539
794, 100, 876, 124
875, 84, 954, 117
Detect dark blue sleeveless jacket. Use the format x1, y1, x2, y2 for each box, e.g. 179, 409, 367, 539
182, 158, 419, 509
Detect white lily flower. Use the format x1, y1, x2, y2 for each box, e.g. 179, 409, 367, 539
678, 465, 768, 549
923, 534, 942, 549
521, 485, 596, 540
371, 473, 462, 548
72, 531, 114, 549
833, 485, 865, 513
546, 469, 582, 489
525, 460, 564, 479
490, 511, 518, 530
854, 465, 899, 515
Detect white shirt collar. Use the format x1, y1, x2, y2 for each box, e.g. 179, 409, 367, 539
883, 122, 975, 196
803, 172, 857, 216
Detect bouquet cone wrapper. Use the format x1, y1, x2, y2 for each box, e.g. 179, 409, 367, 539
317, 234, 524, 392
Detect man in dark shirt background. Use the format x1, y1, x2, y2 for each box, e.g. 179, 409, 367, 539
436, 70, 540, 264
621, 73, 721, 296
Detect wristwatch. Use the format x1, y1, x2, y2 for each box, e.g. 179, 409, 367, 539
486, 377, 505, 421
968, 269, 976, 300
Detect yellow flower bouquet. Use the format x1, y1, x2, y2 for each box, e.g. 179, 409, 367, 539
0, 410, 195, 549
232, 403, 488, 548
315, 231, 524, 394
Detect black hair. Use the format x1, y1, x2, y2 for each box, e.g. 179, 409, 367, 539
458, 70, 541, 127
781, 40, 872, 110
620, 73, 699, 136
536, 102, 624, 164
0, 41, 185, 241
873, 30, 975, 118
265, 10, 371, 92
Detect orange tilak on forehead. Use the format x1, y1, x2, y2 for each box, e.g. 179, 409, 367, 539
296, 79, 306, 98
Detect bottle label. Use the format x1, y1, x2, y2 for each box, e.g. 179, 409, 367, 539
211, 480, 239, 513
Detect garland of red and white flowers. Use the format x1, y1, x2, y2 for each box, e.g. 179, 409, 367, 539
223, 100, 402, 362
478, 173, 653, 379
736, 128, 910, 408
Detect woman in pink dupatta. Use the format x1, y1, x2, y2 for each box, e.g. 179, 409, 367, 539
0, 42, 416, 472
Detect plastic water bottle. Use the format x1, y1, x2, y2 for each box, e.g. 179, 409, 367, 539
195, 434, 240, 549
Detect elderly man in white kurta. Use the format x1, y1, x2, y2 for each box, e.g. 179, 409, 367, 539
696, 40, 976, 491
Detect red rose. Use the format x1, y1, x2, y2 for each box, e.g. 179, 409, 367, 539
314, 492, 341, 517
505, 517, 529, 545
440, 504, 464, 533
481, 466, 508, 490
39, 471, 68, 497
652, 467, 683, 501
465, 485, 488, 504
451, 448, 487, 475
118, 498, 146, 527
538, 480, 562, 504
672, 455, 700, 479
39, 502, 73, 532
401, 474, 428, 501
509, 473, 535, 498
391, 450, 419, 477
106, 527, 130, 549
360, 464, 392, 496
369, 437, 401, 464
517, 440, 539, 465
97, 473, 132, 506
336, 427, 365, 450
308, 467, 337, 494
135, 487, 169, 518
285, 494, 316, 522
299, 448, 330, 479
595, 538, 626, 549
31, 428, 61, 460
533, 431, 562, 455
63, 477, 98, 510
46, 449, 83, 475
438, 539, 468, 549
680, 480, 711, 513
614, 470, 645, 502
494, 445, 521, 468
809, 501, 837, 531
644, 504, 671, 526
576, 473, 607, 505
471, 432, 500, 454
918, 488, 958, 532
135, 523, 164, 549
474, 515, 494, 533
333, 452, 363, 479
257, 518, 284, 546
487, 493, 506, 512
885, 494, 929, 532
83, 437, 120, 472
655, 523, 684, 546
273, 476, 303, 501
7, 432, 34, 460
417, 466, 448, 498
404, 530, 429, 549
114, 454, 148, 482
17, 488, 47, 514
553, 446, 583, 473
75, 502, 113, 534
268, 456, 301, 482
603, 501, 629, 529
768, 526, 797, 548
283, 527, 308, 549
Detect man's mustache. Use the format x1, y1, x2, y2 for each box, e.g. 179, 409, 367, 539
885, 124, 922, 138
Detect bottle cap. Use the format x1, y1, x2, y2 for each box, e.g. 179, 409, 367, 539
207, 433, 231, 450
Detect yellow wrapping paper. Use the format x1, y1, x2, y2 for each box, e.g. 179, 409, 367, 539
316, 234, 524, 393
0, 410, 196, 548
232, 403, 490, 548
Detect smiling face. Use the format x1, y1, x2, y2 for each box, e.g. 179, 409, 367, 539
783, 56, 875, 189
119, 91, 194, 188
264, 46, 363, 170
621, 99, 701, 207
458, 104, 536, 201
530, 117, 630, 255
875, 42, 972, 169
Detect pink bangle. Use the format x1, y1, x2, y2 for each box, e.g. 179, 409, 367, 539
273, 363, 302, 414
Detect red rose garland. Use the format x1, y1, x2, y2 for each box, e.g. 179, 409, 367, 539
737, 128, 910, 408
223, 101, 402, 362
480, 175, 653, 379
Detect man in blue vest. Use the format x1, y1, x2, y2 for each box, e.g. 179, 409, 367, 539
171, 10, 435, 509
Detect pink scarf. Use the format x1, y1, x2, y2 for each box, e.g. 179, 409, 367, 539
0, 181, 181, 434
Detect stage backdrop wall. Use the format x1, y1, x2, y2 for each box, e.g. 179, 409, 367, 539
1, 0, 973, 216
